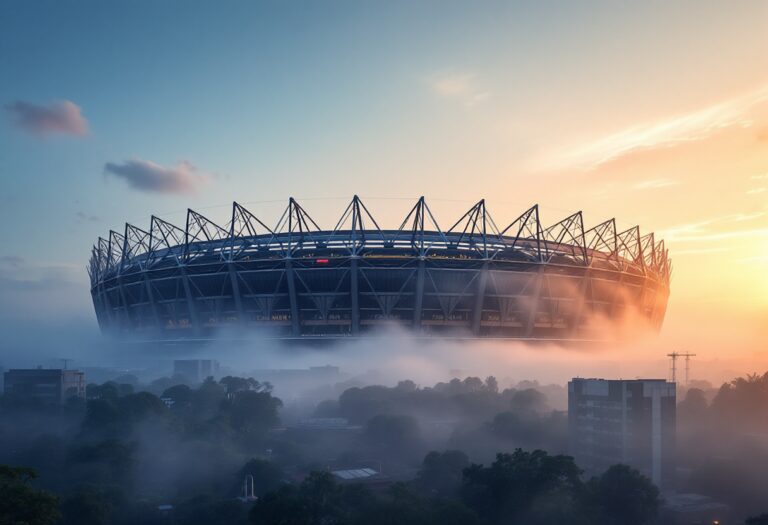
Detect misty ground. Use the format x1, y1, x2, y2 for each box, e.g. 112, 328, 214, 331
2, 334, 768, 524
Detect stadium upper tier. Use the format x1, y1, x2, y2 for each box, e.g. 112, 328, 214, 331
88, 196, 671, 341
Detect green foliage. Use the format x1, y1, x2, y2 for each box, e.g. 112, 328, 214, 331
362, 414, 423, 462
162, 384, 194, 408
82, 390, 167, 436
237, 458, 284, 497
414, 450, 469, 498
227, 391, 282, 438
0, 465, 60, 525
67, 439, 136, 488
250, 471, 348, 525
250, 471, 477, 525
461, 449, 585, 524
220, 376, 272, 395
59, 485, 116, 525
587, 464, 661, 525
711, 372, 768, 432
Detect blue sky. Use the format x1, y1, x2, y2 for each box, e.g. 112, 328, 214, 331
1, 0, 767, 367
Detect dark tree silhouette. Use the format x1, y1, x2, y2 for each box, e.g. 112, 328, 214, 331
0, 465, 59, 525
588, 464, 661, 525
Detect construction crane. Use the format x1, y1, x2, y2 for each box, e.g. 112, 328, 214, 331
667, 352, 696, 384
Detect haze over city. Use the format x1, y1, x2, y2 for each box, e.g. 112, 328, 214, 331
1, 2, 767, 525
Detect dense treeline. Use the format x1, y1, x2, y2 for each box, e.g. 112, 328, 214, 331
249, 450, 660, 525
2, 448, 662, 525
677, 372, 768, 518
2, 371, 768, 523
0, 375, 283, 523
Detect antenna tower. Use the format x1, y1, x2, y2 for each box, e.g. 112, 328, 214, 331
666, 352, 696, 384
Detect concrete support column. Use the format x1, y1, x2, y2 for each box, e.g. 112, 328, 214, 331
285, 259, 301, 336
350, 257, 359, 335
142, 271, 162, 328
228, 262, 246, 325
524, 266, 544, 337
472, 261, 489, 335
413, 258, 425, 330
116, 277, 132, 328
180, 266, 200, 333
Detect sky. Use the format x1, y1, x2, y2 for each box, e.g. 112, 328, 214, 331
0, 0, 766, 381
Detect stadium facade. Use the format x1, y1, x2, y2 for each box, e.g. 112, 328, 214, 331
88, 197, 670, 342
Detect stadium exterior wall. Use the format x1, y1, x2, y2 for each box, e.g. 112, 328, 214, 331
88, 197, 671, 342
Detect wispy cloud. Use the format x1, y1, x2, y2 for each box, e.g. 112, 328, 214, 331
104, 159, 209, 194
5, 100, 89, 137
429, 72, 490, 107
658, 213, 768, 243
751, 173, 768, 180
546, 85, 768, 171
632, 178, 681, 190
746, 187, 767, 195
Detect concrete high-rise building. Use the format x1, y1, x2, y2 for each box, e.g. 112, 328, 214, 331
568, 378, 676, 488
3, 368, 86, 404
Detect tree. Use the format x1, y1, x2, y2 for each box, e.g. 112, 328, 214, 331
588, 464, 661, 525
678, 388, 708, 423
220, 376, 272, 395
415, 450, 469, 498
0, 465, 59, 525
67, 439, 136, 488
363, 414, 422, 459
86, 382, 119, 401
192, 377, 227, 421
59, 486, 115, 525
460, 449, 584, 524
162, 384, 194, 408
250, 471, 348, 525
710, 372, 768, 432
228, 390, 282, 438
237, 458, 284, 497
509, 388, 548, 416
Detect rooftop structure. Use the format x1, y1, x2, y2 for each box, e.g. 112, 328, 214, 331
88, 196, 670, 342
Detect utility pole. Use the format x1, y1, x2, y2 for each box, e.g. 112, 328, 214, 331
666, 352, 696, 384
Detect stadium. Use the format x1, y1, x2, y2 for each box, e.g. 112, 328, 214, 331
88, 196, 670, 342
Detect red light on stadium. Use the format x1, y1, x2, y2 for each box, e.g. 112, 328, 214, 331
316, 258, 329, 264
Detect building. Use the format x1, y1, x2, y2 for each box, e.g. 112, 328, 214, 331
88, 196, 670, 342
3, 368, 86, 404
568, 378, 676, 488
173, 359, 219, 382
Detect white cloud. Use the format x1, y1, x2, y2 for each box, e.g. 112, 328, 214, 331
657, 213, 768, 243
430, 72, 490, 107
